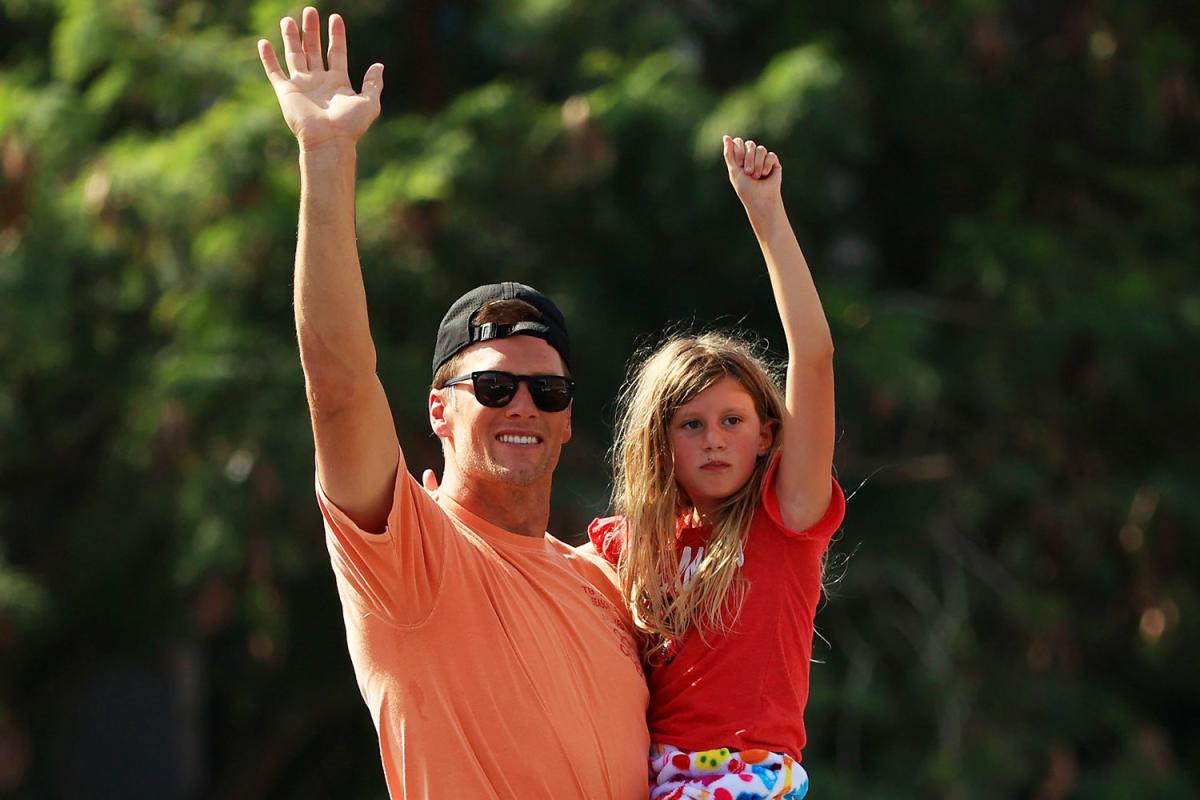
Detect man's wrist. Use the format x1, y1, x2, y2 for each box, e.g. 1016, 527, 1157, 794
299, 138, 358, 165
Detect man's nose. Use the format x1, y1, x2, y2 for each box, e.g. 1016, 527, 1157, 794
504, 381, 538, 416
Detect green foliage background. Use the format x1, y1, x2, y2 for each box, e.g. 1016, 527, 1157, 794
1, 0, 1197, 797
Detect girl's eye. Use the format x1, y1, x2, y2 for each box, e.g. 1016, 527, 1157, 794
723, 416, 742, 426
681, 419, 702, 430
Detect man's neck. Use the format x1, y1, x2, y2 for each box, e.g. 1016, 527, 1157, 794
438, 471, 552, 538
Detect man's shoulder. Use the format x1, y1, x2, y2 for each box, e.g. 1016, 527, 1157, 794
538, 535, 622, 596
546, 534, 608, 570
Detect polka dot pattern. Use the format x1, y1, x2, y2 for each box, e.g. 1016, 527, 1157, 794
648, 744, 809, 799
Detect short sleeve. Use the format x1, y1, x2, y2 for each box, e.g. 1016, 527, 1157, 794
760, 452, 846, 544
586, 516, 626, 567
315, 448, 449, 627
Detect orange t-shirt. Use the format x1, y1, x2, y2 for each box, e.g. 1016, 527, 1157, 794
315, 451, 650, 799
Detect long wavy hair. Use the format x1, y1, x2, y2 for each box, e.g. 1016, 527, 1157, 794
610, 331, 786, 655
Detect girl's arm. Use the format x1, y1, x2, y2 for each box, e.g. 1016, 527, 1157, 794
723, 135, 835, 531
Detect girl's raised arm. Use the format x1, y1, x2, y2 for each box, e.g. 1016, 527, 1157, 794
723, 135, 836, 531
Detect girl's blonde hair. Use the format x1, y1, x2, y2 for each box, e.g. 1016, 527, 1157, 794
610, 331, 785, 654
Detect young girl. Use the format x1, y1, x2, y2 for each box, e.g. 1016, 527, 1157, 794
588, 136, 845, 800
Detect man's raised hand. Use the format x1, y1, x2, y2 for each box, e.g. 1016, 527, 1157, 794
258, 7, 383, 150
723, 135, 782, 221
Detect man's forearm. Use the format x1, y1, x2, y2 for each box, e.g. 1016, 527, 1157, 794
295, 142, 378, 390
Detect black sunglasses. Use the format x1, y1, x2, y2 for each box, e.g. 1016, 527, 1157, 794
443, 370, 575, 412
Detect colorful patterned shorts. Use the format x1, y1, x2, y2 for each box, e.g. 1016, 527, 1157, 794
649, 744, 809, 800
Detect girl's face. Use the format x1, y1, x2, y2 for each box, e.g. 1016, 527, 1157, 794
667, 375, 773, 518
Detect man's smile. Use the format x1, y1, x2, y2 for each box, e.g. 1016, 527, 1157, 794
496, 431, 544, 445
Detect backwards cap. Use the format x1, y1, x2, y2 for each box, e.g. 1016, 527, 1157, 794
431, 282, 571, 377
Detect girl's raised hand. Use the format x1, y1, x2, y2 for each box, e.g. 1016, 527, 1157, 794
258, 7, 384, 151
723, 135, 782, 220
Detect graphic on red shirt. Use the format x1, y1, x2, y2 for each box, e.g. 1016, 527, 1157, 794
675, 541, 744, 588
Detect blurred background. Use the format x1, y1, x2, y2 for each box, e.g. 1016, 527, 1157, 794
1, 0, 1197, 797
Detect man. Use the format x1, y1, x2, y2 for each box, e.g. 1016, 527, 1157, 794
257, 8, 649, 798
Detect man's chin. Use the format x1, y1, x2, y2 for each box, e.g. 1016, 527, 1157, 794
472, 459, 552, 487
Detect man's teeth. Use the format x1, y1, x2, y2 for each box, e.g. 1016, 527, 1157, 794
498, 434, 539, 444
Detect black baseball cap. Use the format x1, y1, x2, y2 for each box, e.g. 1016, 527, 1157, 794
432, 282, 571, 377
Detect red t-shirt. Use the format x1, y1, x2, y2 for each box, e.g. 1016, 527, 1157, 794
588, 455, 845, 760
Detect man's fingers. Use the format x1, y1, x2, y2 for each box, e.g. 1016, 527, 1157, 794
421, 469, 440, 495
280, 16, 307, 76
258, 39, 287, 87
360, 63, 384, 103
301, 6, 324, 72
327, 13, 348, 74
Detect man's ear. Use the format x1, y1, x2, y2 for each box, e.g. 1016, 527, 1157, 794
429, 388, 452, 440
562, 408, 572, 445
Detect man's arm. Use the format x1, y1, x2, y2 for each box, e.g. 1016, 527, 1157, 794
260, 8, 398, 532
723, 135, 836, 532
